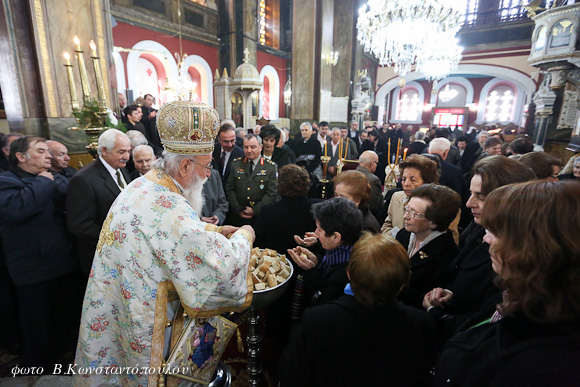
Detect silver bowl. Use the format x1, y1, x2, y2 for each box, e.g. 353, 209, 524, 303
251, 261, 294, 310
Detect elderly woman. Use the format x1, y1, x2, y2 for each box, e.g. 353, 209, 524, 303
259, 125, 293, 168
423, 156, 535, 340
280, 233, 436, 387
255, 164, 321, 254
382, 155, 464, 242
395, 184, 461, 308
288, 198, 362, 306
434, 181, 580, 385
332, 170, 381, 233
558, 155, 580, 181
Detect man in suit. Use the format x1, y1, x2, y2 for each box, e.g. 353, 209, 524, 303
357, 151, 383, 215
356, 128, 368, 154
212, 123, 244, 190
47, 140, 77, 184
316, 121, 332, 152
225, 134, 278, 226
428, 138, 465, 200
340, 127, 359, 159
289, 122, 321, 174
201, 168, 229, 226
140, 94, 163, 154
348, 120, 359, 139
67, 129, 132, 276
360, 130, 389, 184
130, 144, 156, 180
328, 128, 355, 176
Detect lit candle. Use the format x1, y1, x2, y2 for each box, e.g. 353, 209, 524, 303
324, 140, 327, 157
90, 40, 106, 109
73, 36, 91, 102
403, 147, 408, 161
63, 52, 78, 109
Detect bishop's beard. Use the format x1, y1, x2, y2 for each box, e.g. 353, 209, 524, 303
182, 174, 207, 216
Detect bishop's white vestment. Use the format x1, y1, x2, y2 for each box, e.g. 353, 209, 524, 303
73, 171, 253, 387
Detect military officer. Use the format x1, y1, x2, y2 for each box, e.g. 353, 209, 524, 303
225, 134, 278, 226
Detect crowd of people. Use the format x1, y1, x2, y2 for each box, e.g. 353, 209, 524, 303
0, 100, 579, 386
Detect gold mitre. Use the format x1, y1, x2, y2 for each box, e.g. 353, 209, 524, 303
156, 101, 220, 155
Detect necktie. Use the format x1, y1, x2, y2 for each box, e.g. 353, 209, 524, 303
220, 151, 227, 175
249, 161, 254, 174
116, 170, 125, 189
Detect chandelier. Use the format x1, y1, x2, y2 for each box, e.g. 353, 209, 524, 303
357, 0, 466, 78
438, 84, 459, 103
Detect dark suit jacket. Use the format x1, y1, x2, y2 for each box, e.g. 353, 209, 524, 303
254, 196, 321, 255
212, 144, 244, 190
396, 229, 458, 308
428, 222, 502, 340
289, 136, 321, 173
66, 158, 130, 275
280, 295, 436, 387
356, 165, 383, 215
201, 169, 228, 225
360, 138, 389, 184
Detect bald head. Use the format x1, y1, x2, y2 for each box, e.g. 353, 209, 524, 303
46, 140, 70, 172
359, 150, 379, 173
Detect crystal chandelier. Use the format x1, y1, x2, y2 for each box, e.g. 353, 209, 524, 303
438, 84, 459, 103
416, 32, 463, 81
357, 0, 466, 78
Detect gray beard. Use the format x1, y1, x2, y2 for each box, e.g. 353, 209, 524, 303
182, 175, 207, 216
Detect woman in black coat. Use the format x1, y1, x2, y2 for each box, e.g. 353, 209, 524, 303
332, 170, 381, 233
434, 181, 580, 386
281, 233, 436, 387
394, 184, 460, 309
422, 156, 536, 341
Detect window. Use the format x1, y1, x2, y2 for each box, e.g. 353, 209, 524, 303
485, 85, 515, 122
397, 88, 421, 121
463, 0, 479, 26
499, 0, 526, 22
133, 0, 166, 14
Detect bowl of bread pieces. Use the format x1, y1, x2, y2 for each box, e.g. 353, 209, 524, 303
249, 247, 294, 310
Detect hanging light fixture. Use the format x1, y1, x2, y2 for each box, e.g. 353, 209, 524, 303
283, 76, 292, 106
356, 0, 466, 79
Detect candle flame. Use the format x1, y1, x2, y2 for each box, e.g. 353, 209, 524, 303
89, 40, 96, 50
64, 51, 70, 60
73, 36, 80, 45
404, 148, 408, 151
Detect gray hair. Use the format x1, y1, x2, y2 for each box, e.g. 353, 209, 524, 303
235, 127, 246, 137
97, 129, 130, 156
126, 130, 148, 148
331, 127, 341, 134
152, 151, 193, 177
299, 122, 312, 131
477, 130, 489, 140
132, 144, 155, 159
245, 133, 262, 145
415, 131, 426, 141
429, 138, 451, 155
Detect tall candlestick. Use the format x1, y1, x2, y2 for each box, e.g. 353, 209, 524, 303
395, 139, 401, 163
73, 36, 91, 103
388, 138, 391, 164
339, 138, 343, 162
324, 140, 327, 157
345, 138, 349, 159
63, 52, 79, 110
90, 40, 107, 109
403, 147, 408, 161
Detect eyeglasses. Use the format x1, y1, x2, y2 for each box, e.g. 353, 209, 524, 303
189, 159, 213, 171
404, 205, 426, 219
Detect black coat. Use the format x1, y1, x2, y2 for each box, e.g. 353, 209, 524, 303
434, 312, 580, 386
0, 167, 77, 285
396, 229, 458, 308
360, 138, 389, 183
280, 295, 437, 387
428, 222, 502, 339
254, 196, 321, 255
66, 158, 131, 275
289, 136, 321, 173
211, 144, 244, 190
